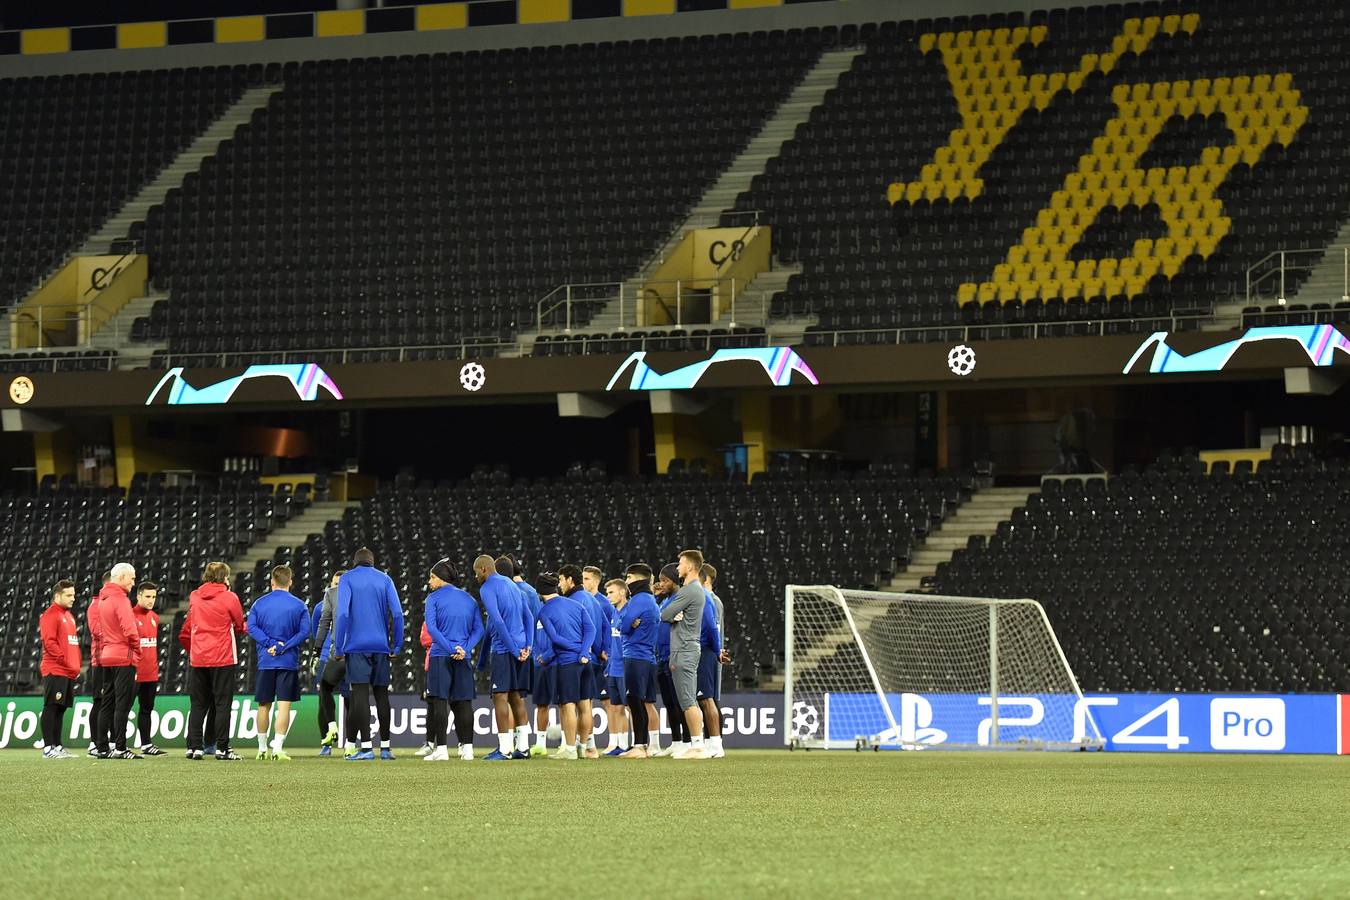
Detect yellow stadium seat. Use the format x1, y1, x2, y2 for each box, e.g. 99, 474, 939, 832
1062, 279, 1083, 300
1018, 282, 1040, 303
1145, 168, 1167, 188
1162, 15, 1181, 35
1039, 280, 1062, 301
1029, 25, 1047, 45
923, 182, 944, 201
1240, 145, 1263, 166
1119, 259, 1140, 279
1125, 277, 1148, 298
1232, 75, 1252, 95
1032, 263, 1055, 283
1097, 259, 1120, 279
957, 283, 978, 305
954, 30, 973, 48
1197, 236, 1220, 257
997, 282, 1019, 303
1103, 276, 1126, 298
1154, 237, 1176, 258
993, 263, 1014, 284
905, 183, 925, 203
1053, 259, 1074, 279
943, 181, 965, 201
977, 282, 998, 304
1130, 186, 1152, 206
1013, 263, 1035, 283
1083, 277, 1106, 300
1176, 97, 1198, 117
1212, 77, 1231, 97
1196, 95, 1219, 116
1251, 73, 1272, 94
1007, 246, 1028, 265
1181, 13, 1200, 34
1108, 188, 1131, 208
1140, 16, 1161, 37
1121, 18, 1140, 37
1276, 126, 1299, 147
973, 28, 991, 47
1129, 35, 1151, 55
1130, 82, 1150, 102
1138, 259, 1161, 280
1191, 78, 1211, 97
919, 33, 937, 53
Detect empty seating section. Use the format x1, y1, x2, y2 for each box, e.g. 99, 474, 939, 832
933, 453, 1350, 693
0, 67, 247, 308
134, 34, 822, 363
0, 350, 115, 373
730, 1, 1350, 341
236, 467, 965, 692
0, 476, 306, 695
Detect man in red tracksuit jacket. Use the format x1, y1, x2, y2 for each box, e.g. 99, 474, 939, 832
180, 562, 246, 760
132, 582, 165, 756
39, 579, 80, 759
94, 563, 141, 759
84, 571, 109, 757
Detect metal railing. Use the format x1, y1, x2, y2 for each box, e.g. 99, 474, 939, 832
1245, 247, 1350, 305
5, 244, 144, 351
535, 277, 759, 334
799, 309, 1217, 348
154, 338, 517, 370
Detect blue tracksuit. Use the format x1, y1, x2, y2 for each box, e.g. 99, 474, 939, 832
246, 589, 310, 670
532, 604, 554, 665
516, 580, 541, 620
334, 562, 404, 655
538, 594, 596, 666
656, 594, 674, 662
606, 607, 625, 677
574, 590, 609, 663
620, 591, 660, 661
424, 585, 485, 659
700, 589, 722, 654
481, 572, 530, 657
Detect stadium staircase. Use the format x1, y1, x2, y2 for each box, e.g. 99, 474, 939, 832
1289, 233, 1350, 305
77, 84, 284, 369
885, 486, 1036, 592
519, 45, 862, 353
225, 498, 360, 588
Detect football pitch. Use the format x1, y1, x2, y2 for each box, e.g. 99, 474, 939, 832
2, 749, 1346, 897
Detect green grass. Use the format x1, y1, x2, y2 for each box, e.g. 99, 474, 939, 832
2, 749, 1347, 897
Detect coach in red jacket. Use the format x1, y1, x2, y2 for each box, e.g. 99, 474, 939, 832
84, 572, 109, 757
94, 563, 141, 759
180, 562, 245, 760
39, 579, 80, 758
131, 582, 165, 756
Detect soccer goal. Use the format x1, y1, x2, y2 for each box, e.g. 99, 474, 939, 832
783, 586, 1103, 751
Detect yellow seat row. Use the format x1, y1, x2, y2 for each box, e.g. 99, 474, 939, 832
958, 275, 1155, 305
919, 25, 1048, 54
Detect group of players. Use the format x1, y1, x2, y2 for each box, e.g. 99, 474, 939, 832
36, 547, 729, 761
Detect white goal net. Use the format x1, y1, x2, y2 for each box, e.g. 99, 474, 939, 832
784, 586, 1103, 750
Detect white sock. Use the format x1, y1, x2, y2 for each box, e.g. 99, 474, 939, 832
438, 744, 449, 752
648, 730, 661, 750
536, 731, 548, 749
585, 736, 596, 751
361, 741, 372, 750
710, 736, 723, 753
326, 720, 337, 734
692, 736, 705, 748
257, 733, 268, 753
514, 726, 529, 752
605, 734, 617, 751
271, 732, 287, 752
498, 733, 513, 755
619, 733, 631, 750
380, 740, 390, 749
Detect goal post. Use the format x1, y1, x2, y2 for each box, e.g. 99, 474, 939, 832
783, 586, 1104, 751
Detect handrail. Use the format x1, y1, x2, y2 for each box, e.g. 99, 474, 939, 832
534, 277, 745, 333
1245, 246, 1349, 305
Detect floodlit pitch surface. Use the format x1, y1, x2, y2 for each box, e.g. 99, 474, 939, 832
2, 749, 1345, 897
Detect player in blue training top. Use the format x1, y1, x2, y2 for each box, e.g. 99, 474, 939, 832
558, 564, 605, 759
475, 554, 532, 760
311, 569, 347, 756
618, 563, 662, 758
602, 577, 631, 755
579, 566, 612, 757
651, 563, 688, 757
698, 562, 728, 758
423, 558, 484, 762
534, 572, 595, 761
246, 565, 311, 760
334, 547, 404, 761
496, 555, 550, 759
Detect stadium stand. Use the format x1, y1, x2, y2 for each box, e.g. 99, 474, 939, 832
131, 34, 824, 363
231, 463, 969, 692
0, 66, 250, 308
932, 448, 1350, 693
0, 475, 306, 695
725, 2, 1350, 341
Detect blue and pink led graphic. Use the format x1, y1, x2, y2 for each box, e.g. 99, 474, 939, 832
1124, 324, 1350, 374
606, 347, 820, 391
145, 364, 344, 406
